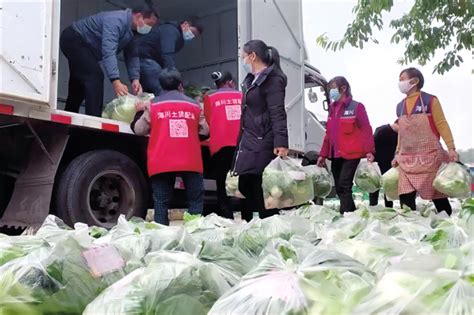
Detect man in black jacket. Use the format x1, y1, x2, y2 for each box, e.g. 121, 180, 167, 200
370, 120, 399, 207
137, 19, 203, 96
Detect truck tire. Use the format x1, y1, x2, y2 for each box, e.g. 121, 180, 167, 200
55, 150, 148, 228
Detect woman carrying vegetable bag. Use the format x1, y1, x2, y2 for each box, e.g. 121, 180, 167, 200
232, 39, 289, 221
317, 76, 375, 213
392, 67, 459, 215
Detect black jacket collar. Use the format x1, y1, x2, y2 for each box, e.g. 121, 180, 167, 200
243, 64, 276, 89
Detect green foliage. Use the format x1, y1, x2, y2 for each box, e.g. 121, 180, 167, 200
316, 0, 473, 74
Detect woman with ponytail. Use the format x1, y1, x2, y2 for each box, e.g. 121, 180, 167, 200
232, 39, 289, 221
203, 71, 242, 219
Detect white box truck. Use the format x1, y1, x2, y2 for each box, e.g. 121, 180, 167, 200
0, 0, 328, 229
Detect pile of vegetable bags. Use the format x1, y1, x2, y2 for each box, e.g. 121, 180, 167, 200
262, 157, 314, 209
102, 93, 154, 123
1, 197, 473, 315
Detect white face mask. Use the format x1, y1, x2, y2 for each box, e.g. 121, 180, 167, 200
183, 30, 195, 41
137, 23, 152, 35
398, 79, 416, 94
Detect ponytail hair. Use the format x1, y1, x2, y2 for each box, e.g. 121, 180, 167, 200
243, 40, 283, 71
211, 71, 233, 88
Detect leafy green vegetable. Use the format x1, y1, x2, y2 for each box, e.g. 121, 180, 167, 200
102, 93, 154, 123
433, 162, 472, 198
304, 165, 334, 198
225, 172, 245, 199
262, 158, 314, 209
382, 167, 399, 201
354, 161, 382, 193
84, 251, 234, 315
183, 212, 202, 223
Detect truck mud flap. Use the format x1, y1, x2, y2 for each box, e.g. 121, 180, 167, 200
0, 123, 68, 228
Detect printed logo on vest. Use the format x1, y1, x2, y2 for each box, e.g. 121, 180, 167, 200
225, 105, 241, 121
216, 98, 241, 107
415, 105, 428, 113
169, 119, 189, 138
344, 110, 355, 116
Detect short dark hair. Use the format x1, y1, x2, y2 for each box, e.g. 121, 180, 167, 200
131, 4, 157, 19
328, 76, 352, 98
159, 69, 183, 91
211, 71, 233, 88
400, 67, 424, 89
182, 17, 204, 34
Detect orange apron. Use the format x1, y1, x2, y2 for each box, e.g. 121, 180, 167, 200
398, 96, 449, 200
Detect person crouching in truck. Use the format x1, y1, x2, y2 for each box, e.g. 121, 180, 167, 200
232, 40, 289, 222
392, 67, 459, 215
60, 5, 158, 117
133, 69, 209, 225
202, 71, 243, 219
317, 76, 375, 214
369, 120, 399, 208
137, 18, 204, 96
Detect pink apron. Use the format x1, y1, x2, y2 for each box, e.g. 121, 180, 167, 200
398, 97, 449, 200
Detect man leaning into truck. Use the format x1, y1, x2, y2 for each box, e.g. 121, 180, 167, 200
60, 5, 158, 117
133, 69, 209, 225
137, 18, 204, 96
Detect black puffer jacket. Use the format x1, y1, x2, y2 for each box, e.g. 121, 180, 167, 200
233, 65, 289, 175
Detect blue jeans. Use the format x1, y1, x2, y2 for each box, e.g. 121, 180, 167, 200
151, 172, 204, 225
140, 59, 163, 96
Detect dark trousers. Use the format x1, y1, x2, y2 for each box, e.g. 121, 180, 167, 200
238, 174, 280, 222
369, 190, 394, 208
211, 147, 236, 219
139, 59, 163, 96
399, 191, 452, 215
60, 26, 104, 117
151, 172, 204, 225
331, 158, 360, 213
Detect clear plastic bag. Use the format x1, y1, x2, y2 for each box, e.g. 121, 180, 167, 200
303, 165, 334, 198
433, 162, 472, 198
0, 223, 127, 314
102, 93, 154, 123
225, 172, 245, 199
85, 251, 235, 315
209, 248, 375, 315
382, 167, 399, 201
354, 160, 382, 193
354, 265, 474, 315
262, 158, 314, 209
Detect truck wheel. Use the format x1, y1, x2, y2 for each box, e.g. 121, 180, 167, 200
55, 150, 148, 228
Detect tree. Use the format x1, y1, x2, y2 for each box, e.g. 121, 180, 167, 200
316, 0, 473, 74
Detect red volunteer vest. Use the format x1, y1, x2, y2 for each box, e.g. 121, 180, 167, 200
203, 89, 243, 156
148, 99, 203, 176
327, 100, 365, 159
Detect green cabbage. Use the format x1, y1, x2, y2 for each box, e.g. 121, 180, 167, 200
304, 165, 334, 198
102, 93, 154, 123
84, 251, 235, 315
225, 172, 245, 199
262, 158, 314, 209
433, 162, 472, 198
2, 193, 474, 315
354, 161, 382, 193
382, 167, 400, 201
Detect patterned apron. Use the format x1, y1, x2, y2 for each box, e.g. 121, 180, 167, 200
398, 96, 449, 200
